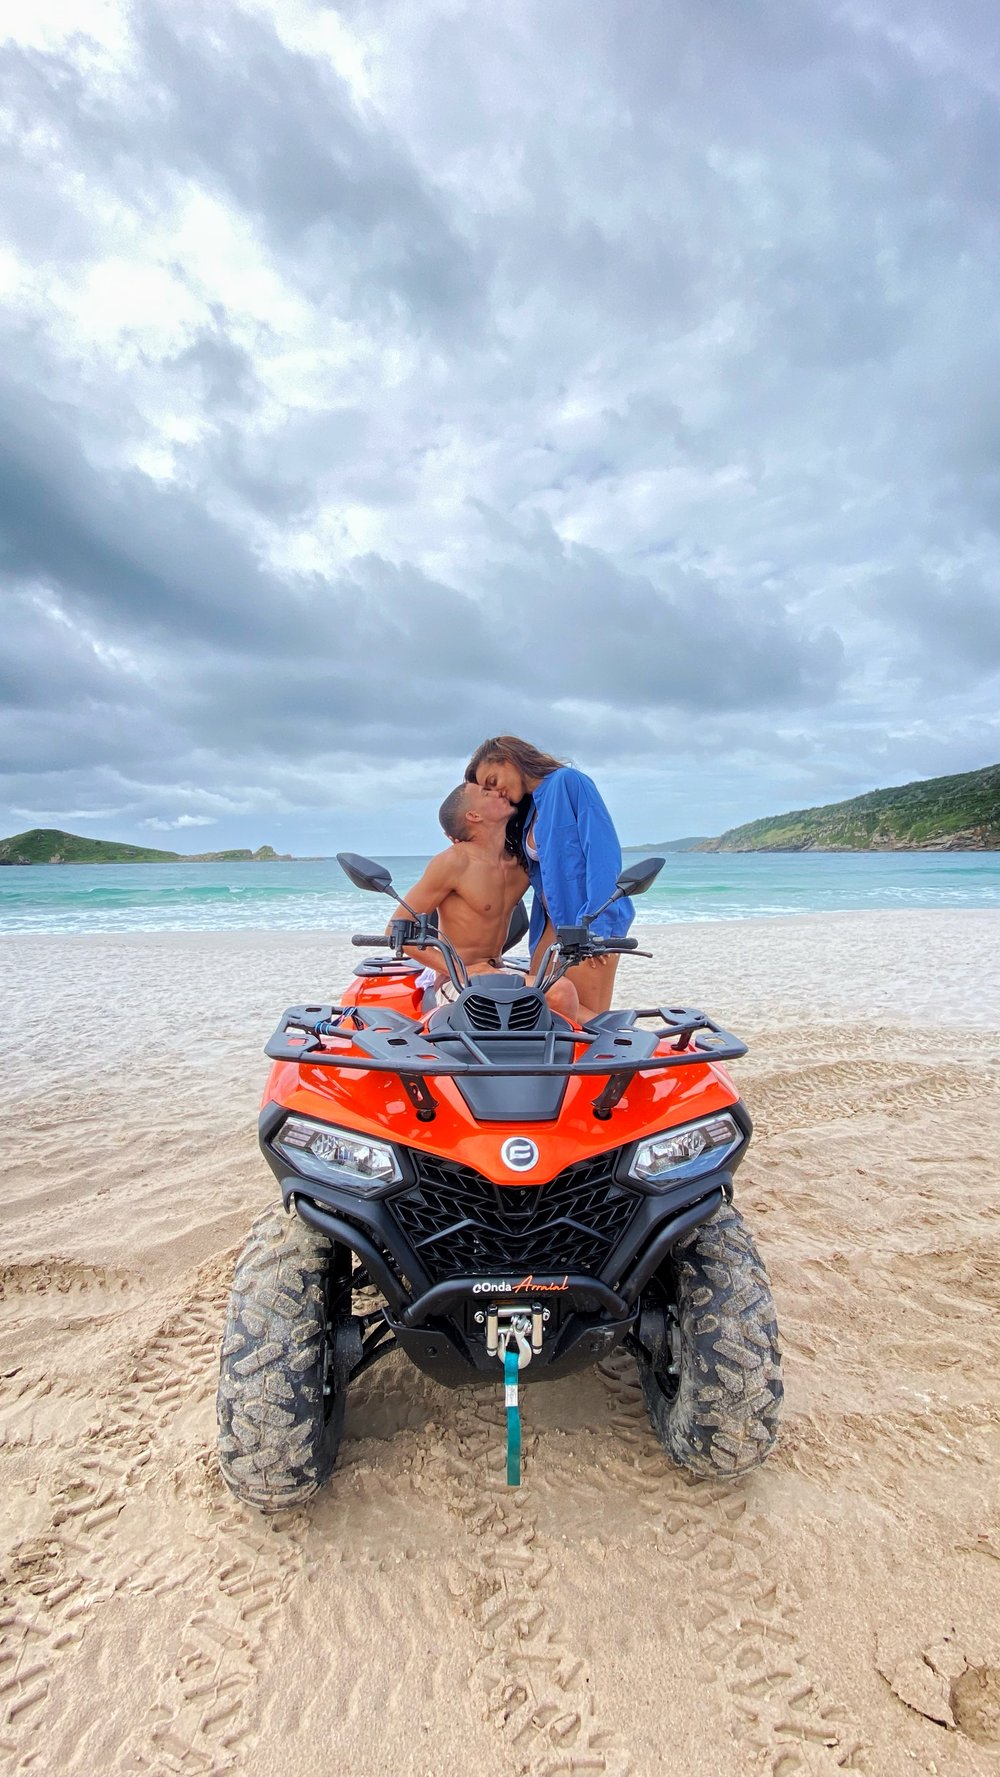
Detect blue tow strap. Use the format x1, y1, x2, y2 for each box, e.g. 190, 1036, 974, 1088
504, 1345, 521, 1486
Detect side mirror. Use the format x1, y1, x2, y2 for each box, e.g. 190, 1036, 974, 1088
583, 856, 665, 926
337, 851, 395, 895
615, 856, 665, 898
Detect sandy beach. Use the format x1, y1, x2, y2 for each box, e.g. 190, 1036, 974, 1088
2, 909, 1000, 1777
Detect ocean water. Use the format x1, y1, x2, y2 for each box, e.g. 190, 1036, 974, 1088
1, 850, 999, 935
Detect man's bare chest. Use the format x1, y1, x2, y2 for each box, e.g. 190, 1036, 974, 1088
455, 861, 526, 919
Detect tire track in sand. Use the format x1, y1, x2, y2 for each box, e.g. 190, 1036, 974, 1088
135, 1482, 307, 1777
593, 1352, 868, 1775
0, 1259, 136, 1303
0, 1252, 305, 1775
0, 1260, 148, 1454
747, 1058, 1000, 1137
412, 1391, 634, 1777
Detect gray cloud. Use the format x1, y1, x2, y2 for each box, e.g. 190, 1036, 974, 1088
872, 566, 1000, 680
0, 3, 482, 331
0, 377, 285, 649
1, 0, 999, 849
1, 397, 842, 757
166, 319, 261, 413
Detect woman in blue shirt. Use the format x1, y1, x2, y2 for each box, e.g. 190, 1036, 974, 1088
464, 735, 633, 1018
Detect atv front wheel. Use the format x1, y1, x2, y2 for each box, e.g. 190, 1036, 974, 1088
635, 1201, 782, 1478
217, 1203, 358, 1511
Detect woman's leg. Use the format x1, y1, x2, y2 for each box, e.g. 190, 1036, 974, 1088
533, 920, 620, 1020
564, 953, 621, 1020
527, 919, 580, 1021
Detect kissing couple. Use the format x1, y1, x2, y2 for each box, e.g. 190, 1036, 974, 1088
397, 735, 634, 1026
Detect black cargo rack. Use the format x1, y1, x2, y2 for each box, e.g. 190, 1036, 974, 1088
265, 1003, 745, 1073
265, 1004, 746, 1121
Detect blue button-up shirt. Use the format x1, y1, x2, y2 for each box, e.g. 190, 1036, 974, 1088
526, 767, 634, 950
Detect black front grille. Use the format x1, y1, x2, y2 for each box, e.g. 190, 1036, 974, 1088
389, 1148, 638, 1279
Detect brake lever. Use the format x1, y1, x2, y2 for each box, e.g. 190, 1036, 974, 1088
570, 943, 653, 961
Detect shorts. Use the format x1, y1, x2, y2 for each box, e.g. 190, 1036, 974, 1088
416, 962, 501, 1005
415, 967, 460, 1004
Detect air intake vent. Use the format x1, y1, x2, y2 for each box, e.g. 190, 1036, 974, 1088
464, 994, 503, 1030
508, 994, 542, 1030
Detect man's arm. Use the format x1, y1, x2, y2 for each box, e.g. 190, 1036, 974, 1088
385, 848, 464, 972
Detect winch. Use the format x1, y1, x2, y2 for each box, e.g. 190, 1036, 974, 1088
482, 1302, 547, 1359
485, 1304, 547, 1485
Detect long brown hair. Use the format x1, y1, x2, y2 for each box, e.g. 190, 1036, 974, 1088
464, 735, 567, 789
464, 736, 568, 865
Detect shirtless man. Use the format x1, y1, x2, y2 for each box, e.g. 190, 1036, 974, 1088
394, 782, 579, 1019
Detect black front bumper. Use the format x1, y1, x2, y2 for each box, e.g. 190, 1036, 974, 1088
297, 1187, 727, 1385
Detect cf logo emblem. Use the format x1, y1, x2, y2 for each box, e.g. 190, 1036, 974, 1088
501, 1137, 539, 1171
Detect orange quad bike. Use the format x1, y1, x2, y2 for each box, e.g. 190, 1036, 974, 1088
217, 853, 782, 1509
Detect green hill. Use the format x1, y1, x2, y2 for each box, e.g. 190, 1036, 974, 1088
0, 830, 289, 864
624, 836, 711, 853
698, 763, 1000, 852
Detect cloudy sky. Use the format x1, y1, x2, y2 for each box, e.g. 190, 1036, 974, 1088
2, 0, 999, 854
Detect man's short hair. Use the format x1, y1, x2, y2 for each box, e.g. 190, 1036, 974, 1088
439, 784, 471, 841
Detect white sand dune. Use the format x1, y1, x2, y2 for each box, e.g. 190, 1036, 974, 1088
2, 911, 1000, 1776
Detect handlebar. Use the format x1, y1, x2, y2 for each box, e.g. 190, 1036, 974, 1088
351, 924, 642, 980
533, 927, 647, 993
351, 923, 467, 992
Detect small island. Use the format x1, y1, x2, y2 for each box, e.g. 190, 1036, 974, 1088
0, 830, 294, 865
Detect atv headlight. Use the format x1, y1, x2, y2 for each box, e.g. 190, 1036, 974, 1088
630, 1113, 742, 1185
273, 1115, 401, 1192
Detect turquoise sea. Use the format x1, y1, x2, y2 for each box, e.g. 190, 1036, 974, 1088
1, 851, 999, 935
